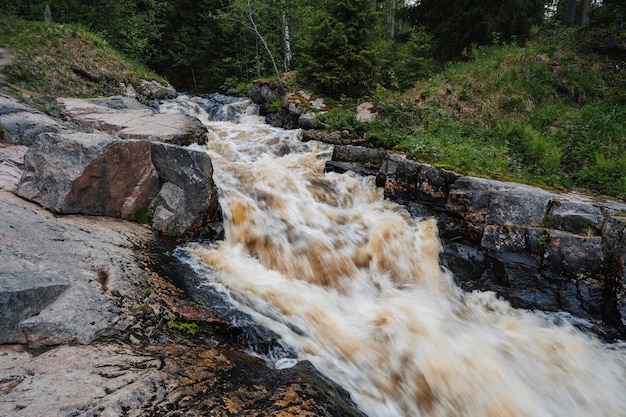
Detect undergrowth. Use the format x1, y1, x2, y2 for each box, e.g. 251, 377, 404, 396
322, 27, 626, 199
0, 19, 164, 100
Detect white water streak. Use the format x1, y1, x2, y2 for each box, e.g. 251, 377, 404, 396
163, 96, 626, 417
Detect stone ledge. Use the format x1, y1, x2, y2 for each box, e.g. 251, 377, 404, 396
328, 145, 626, 337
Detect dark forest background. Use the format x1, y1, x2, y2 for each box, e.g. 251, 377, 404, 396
1, 1, 623, 95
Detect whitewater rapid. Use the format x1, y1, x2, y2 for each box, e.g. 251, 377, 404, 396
161, 95, 626, 417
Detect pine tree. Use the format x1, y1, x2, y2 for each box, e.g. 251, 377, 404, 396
298, 0, 384, 97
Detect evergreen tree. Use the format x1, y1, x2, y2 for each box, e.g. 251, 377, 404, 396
298, 0, 384, 97
405, 0, 547, 59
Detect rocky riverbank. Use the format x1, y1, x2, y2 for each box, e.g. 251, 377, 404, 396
0, 90, 365, 416
327, 145, 626, 339
251, 80, 626, 339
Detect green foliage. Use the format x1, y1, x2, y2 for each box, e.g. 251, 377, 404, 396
346, 26, 625, 198
496, 121, 561, 175
0, 19, 162, 98
0, 0, 167, 64
269, 99, 283, 113
537, 234, 549, 250
404, 0, 547, 59
129, 304, 152, 316
382, 27, 435, 91
236, 81, 254, 95
317, 107, 368, 133
132, 200, 155, 225
298, 0, 385, 97
166, 320, 201, 336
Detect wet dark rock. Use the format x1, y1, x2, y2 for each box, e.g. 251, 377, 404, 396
547, 199, 605, 236
196, 94, 258, 123
377, 155, 461, 207
303, 129, 367, 146
250, 79, 284, 115
298, 111, 319, 129
325, 145, 385, 177
441, 242, 486, 284
543, 231, 604, 276
481, 252, 560, 310
327, 148, 626, 337
150, 142, 220, 236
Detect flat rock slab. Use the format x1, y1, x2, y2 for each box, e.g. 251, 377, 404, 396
58, 97, 207, 145
0, 94, 67, 146
0, 343, 167, 417
0, 188, 154, 346
0, 143, 26, 191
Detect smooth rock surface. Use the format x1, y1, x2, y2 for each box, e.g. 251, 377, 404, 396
0, 94, 67, 146
0, 189, 153, 346
58, 97, 207, 145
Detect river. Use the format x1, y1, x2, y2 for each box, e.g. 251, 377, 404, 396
160, 94, 626, 417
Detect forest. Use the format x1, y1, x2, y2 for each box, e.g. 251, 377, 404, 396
1, 0, 623, 94
1, 0, 625, 197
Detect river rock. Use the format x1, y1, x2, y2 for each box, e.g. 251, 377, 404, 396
57, 96, 207, 145
17, 131, 160, 219
150, 142, 219, 236
298, 111, 319, 129
325, 145, 385, 177
250, 79, 284, 114
0, 94, 67, 146
377, 154, 460, 207
543, 231, 605, 275
135, 78, 177, 103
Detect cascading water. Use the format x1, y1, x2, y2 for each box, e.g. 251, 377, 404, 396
160, 95, 626, 417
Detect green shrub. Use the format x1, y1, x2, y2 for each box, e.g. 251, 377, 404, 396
317, 107, 368, 132
496, 121, 561, 175
166, 320, 201, 336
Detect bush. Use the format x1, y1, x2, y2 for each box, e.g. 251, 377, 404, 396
496, 121, 561, 175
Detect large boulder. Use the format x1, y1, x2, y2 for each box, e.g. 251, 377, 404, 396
17, 132, 160, 219
134, 78, 177, 103
16, 132, 219, 236
150, 142, 219, 236
250, 79, 284, 114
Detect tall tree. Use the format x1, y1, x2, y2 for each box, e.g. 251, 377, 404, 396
405, 0, 547, 58
298, 0, 384, 97
563, 0, 592, 27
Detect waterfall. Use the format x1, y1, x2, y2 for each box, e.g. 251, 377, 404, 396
160, 95, 626, 417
